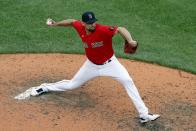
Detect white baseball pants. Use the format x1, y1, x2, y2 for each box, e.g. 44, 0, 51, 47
41, 55, 148, 117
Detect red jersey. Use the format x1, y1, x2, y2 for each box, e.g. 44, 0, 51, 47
72, 20, 118, 64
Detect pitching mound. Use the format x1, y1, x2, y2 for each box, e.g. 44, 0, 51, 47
0, 54, 195, 130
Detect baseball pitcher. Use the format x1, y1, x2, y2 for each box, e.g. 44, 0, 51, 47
31, 11, 160, 123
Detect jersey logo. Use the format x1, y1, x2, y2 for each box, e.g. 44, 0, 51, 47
92, 41, 104, 48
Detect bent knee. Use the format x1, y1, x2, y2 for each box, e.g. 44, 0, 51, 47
67, 80, 82, 90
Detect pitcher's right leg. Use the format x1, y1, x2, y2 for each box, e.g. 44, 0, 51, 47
31, 60, 99, 96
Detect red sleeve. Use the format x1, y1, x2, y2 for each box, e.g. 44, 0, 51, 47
72, 20, 83, 35
102, 26, 118, 38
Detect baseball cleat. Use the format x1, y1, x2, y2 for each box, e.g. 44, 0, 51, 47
30, 86, 47, 96
139, 113, 160, 123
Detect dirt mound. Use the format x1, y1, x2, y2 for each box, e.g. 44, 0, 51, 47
0, 54, 195, 130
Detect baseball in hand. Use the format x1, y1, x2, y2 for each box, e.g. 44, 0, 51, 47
46, 18, 53, 26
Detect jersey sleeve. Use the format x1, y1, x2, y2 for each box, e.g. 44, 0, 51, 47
72, 20, 83, 35
102, 26, 118, 38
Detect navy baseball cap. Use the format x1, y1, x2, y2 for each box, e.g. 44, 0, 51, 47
82, 11, 98, 24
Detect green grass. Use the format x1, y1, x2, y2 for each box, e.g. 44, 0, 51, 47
0, 0, 196, 74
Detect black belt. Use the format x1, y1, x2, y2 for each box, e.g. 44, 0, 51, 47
93, 59, 112, 65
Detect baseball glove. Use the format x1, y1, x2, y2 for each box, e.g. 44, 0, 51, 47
124, 40, 138, 54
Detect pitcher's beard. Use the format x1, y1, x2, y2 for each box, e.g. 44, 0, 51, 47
88, 28, 95, 32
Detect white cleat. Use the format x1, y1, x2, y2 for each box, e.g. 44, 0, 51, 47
14, 85, 48, 100
139, 114, 160, 123
14, 87, 34, 100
